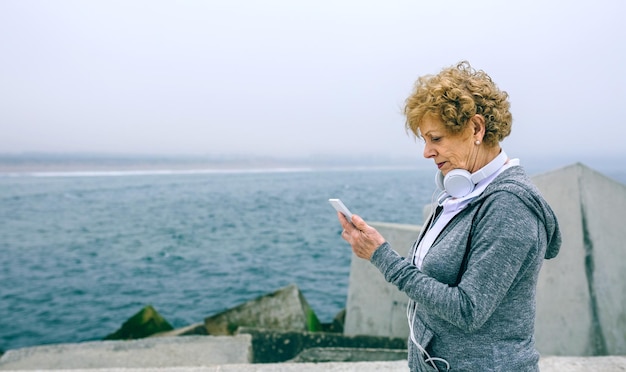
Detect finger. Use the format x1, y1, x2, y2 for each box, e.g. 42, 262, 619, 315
337, 211, 346, 223
337, 212, 352, 229
340, 229, 351, 243
351, 214, 369, 232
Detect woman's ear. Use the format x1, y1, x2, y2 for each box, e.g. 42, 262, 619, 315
471, 114, 486, 139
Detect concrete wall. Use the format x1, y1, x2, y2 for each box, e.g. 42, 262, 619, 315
343, 222, 419, 338
533, 163, 626, 355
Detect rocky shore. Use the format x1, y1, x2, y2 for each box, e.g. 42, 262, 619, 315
2, 284, 626, 371
0, 284, 410, 369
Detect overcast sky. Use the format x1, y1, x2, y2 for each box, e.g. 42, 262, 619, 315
1, 0, 624, 167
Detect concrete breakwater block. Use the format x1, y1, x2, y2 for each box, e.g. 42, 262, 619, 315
237, 327, 407, 363
150, 322, 208, 337
103, 305, 173, 340
287, 347, 408, 363
533, 163, 626, 355
205, 284, 322, 335
344, 222, 420, 339
0, 335, 252, 370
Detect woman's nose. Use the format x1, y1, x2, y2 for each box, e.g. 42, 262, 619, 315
423, 143, 435, 159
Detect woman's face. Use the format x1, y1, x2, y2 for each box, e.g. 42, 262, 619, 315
419, 115, 478, 176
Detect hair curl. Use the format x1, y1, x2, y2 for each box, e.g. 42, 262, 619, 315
404, 61, 512, 147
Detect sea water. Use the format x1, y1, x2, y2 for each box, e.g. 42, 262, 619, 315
0, 167, 434, 351
2, 164, 625, 353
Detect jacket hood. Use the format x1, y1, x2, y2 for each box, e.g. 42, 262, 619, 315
476, 166, 561, 259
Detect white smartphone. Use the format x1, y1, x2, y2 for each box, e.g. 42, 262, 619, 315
328, 198, 353, 223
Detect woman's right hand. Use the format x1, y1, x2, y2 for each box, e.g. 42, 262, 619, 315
338, 212, 386, 260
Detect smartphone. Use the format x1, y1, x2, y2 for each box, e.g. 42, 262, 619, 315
328, 198, 353, 223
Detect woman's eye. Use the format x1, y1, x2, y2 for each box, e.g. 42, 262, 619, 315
431, 137, 441, 142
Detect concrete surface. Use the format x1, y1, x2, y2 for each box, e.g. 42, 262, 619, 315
343, 222, 419, 339
0, 335, 251, 370
1, 357, 626, 372
533, 163, 626, 355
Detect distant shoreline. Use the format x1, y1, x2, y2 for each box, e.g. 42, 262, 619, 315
0, 153, 423, 175
0, 153, 624, 184
0, 161, 422, 177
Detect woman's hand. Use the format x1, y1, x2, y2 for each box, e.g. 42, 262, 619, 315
338, 212, 386, 260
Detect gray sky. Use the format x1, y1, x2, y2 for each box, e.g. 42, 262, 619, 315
1, 0, 625, 166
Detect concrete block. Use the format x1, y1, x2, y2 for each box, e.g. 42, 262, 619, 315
0, 335, 252, 370
237, 327, 406, 363
287, 347, 408, 363
343, 222, 420, 338
204, 284, 321, 335
150, 322, 207, 337
533, 163, 626, 356
104, 305, 173, 340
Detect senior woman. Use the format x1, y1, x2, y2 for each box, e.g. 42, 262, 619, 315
337, 61, 561, 371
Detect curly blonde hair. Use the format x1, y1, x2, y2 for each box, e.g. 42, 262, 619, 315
404, 61, 512, 147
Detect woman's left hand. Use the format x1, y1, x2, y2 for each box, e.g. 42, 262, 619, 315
338, 212, 386, 260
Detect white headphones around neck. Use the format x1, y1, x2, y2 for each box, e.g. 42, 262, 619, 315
436, 150, 508, 199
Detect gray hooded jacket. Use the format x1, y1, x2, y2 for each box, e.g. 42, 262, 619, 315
370, 165, 561, 371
